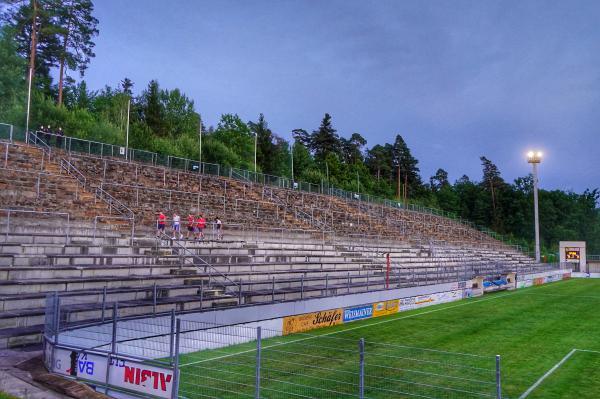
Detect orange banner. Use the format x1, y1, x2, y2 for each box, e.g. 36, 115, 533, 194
282, 309, 343, 335
372, 299, 399, 317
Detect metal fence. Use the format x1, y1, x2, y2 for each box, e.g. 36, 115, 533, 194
175, 320, 503, 399
45, 293, 503, 399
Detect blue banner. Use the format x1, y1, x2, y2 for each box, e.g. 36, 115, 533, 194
343, 305, 373, 322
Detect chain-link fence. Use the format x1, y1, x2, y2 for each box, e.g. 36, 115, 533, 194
176, 320, 502, 399
45, 293, 503, 399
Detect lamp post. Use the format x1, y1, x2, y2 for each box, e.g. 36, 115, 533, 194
527, 151, 543, 263
125, 97, 130, 160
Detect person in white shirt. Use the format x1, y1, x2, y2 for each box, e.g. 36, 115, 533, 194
172, 213, 182, 239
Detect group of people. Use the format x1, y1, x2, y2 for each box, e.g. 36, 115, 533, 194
156, 212, 223, 241
38, 124, 65, 146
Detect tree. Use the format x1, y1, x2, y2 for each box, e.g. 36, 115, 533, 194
480, 156, 505, 216
430, 168, 449, 192
4, 0, 63, 92
140, 80, 165, 136
391, 134, 422, 199
55, 0, 98, 106
341, 132, 366, 164
120, 77, 133, 95
365, 144, 392, 181
310, 113, 340, 162
0, 25, 27, 120
249, 113, 275, 174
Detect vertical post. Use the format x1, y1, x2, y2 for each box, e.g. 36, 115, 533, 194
169, 309, 176, 365
105, 302, 118, 394
386, 253, 390, 289
495, 355, 502, 399
301, 275, 304, 299
532, 162, 541, 263
325, 273, 329, 295
171, 319, 181, 399
101, 286, 107, 322
255, 326, 262, 399
347, 272, 351, 293
238, 280, 243, 304
153, 283, 158, 316
111, 303, 118, 353
359, 338, 365, 399
125, 97, 130, 160
271, 276, 275, 302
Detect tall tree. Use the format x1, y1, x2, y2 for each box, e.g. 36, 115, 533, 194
4, 0, 63, 92
480, 156, 504, 215
341, 132, 366, 164
249, 113, 275, 174
310, 113, 340, 162
56, 0, 98, 106
430, 168, 449, 191
391, 135, 422, 199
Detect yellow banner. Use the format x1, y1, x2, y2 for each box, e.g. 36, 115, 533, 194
282, 309, 343, 335
372, 299, 399, 318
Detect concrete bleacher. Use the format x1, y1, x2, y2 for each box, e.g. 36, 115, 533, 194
0, 138, 551, 349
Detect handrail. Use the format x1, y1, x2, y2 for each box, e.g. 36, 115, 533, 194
0, 208, 70, 243
0, 123, 14, 143
60, 158, 87, 187
158, 232, 241, 297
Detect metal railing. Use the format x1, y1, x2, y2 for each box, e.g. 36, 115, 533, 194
159, 232, 242, 299
0, 209, 70, 243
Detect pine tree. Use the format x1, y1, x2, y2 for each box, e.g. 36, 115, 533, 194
55, 0, 98, 106
249, 113, 275, 174
391, 134, 422, 199
310, 113, 340, 162
430, 168, 449, 191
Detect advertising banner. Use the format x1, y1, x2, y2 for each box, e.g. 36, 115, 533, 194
283, 309, 343, 335
108, 357, 174, 399
372, 300, 399, 317
414, 295, 435, 308
399, 296, 416, 311
343, 305, 373, 322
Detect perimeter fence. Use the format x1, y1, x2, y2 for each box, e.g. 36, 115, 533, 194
46, 294, 504, 399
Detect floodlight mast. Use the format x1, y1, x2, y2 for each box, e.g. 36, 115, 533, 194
527, 151, 543, 262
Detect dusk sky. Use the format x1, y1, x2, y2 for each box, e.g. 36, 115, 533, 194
83, 0, 600, 192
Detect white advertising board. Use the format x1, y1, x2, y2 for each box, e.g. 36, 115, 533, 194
108, 356, 175, 399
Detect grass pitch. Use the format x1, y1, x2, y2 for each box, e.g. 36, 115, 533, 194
178, 278, 600, 399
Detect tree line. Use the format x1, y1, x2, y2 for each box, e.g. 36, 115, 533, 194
0, 1, 598, 255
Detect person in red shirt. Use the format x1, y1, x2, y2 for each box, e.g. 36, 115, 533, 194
156, 212, 166, 237
198, 214, 206, 240
186, 214, 195, 240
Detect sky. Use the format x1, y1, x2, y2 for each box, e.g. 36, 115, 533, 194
82, 0, 600, 192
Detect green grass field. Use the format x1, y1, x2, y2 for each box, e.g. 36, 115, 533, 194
177, 278, 600, 399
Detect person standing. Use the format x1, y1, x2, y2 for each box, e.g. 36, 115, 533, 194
56, 127, 64, 149
186, 213, 195, 240
156, 211, 166, 237
198, 214, 206, 241
172, 213, 181, 239
215, 217, 223, 241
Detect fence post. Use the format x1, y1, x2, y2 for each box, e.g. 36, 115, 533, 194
153, 283, 158, 316
111, 303, 118, 353
101, 286, 107, 322
271, 276, 275, 302
171, 319, 181, 399
169, 309, 176, 365
359, 338, 365, 399
496, 355, 502, 399
105, 302, 118, 394
255, 326, 262, 399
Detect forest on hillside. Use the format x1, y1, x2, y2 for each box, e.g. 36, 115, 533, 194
1, 1, 598, 254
